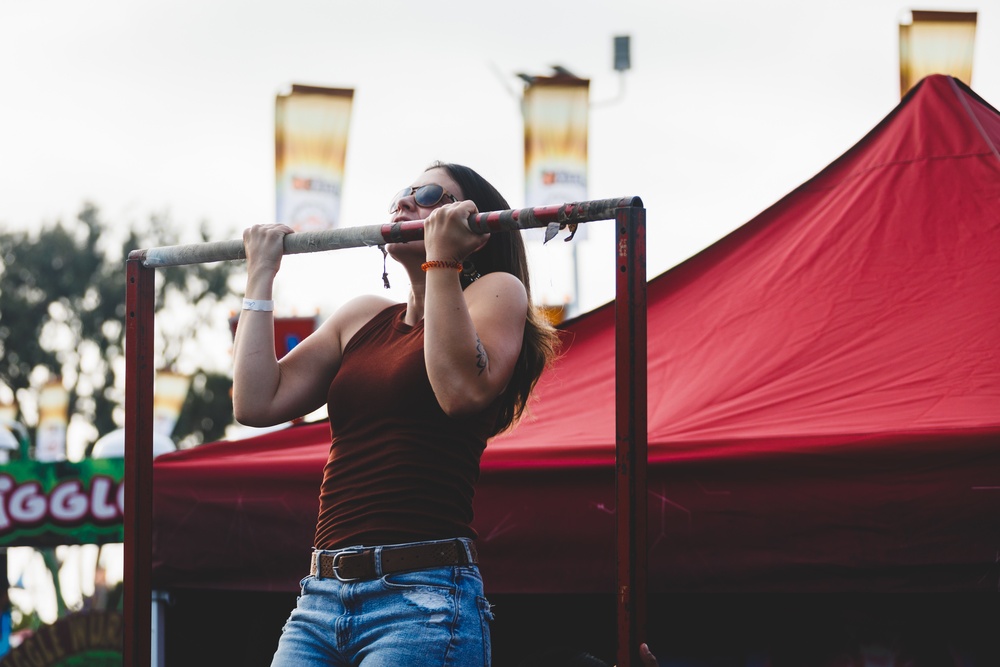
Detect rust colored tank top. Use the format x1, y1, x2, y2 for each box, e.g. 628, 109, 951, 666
314, 303, 501, 550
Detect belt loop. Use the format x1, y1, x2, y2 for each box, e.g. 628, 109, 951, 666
373, 545, 384, 577
311, 550, 321, 579
458, 538, 473, 564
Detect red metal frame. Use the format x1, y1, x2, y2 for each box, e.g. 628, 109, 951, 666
615, 204, 648, 667
122, 200, 647, 667
124, 256, 155, 666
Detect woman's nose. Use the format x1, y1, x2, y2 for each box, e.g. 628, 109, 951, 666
392, 194, 417, 215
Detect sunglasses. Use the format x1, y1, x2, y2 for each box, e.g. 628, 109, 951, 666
389, 183, 458, 214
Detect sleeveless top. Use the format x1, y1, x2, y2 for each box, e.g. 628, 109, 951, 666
314, 303, 502, 550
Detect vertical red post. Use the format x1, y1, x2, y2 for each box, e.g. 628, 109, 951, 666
125, 256, 154, 667
615, 202, 647, 667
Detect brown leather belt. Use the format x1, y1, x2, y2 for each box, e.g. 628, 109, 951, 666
310, 539, 478, 582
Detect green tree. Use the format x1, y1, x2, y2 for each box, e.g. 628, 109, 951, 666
0, 203, 242, 454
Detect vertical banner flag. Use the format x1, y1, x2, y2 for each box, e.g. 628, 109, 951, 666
523, 75, 590, 211
275, 84, 354, 232
35, 380, 68, 462
899, 11, 977, 97
0, 399, 18, 463
522, 74, 590, 319
153, 370, 191, 437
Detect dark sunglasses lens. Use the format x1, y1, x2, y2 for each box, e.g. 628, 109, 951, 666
413, 184, 444, 207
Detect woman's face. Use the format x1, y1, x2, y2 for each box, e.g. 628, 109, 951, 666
385, 167, 465, 262
388, 167, 464, 222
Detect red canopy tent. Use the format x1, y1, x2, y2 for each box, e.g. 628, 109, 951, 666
151, 75, 1000, 596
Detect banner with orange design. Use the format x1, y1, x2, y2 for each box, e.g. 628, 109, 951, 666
275, 85, 354, 231
522, 75, 589, 210
35, 381, 68, 462
522, 75, 589, 314
899, 11, 977, 97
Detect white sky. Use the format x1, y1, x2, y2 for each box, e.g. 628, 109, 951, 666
2, 0, 998, 318
1, 0, 998, 625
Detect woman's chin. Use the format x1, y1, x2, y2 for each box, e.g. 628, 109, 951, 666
386, 240, 426, 263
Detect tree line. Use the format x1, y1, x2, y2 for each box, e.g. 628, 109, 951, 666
0, 203, 242, 456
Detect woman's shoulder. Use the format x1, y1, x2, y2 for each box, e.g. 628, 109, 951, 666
338, 293, 399, 320
463, 272, 529, 329
464, 271, 527, 303
314, 294, 399, 354
333, 294, 399, 331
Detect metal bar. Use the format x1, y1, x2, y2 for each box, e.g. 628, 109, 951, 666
124, 258, 155, 667
132, 197, 641, 268
615, 203, 648, 667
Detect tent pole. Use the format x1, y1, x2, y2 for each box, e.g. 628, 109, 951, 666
124, 258, 155, 667
615, 202, 648, 667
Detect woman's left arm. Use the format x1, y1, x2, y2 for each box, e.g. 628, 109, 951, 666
423, 203, 528, 417
425, 272, 527, 416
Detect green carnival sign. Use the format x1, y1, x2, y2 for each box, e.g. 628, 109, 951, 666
0, 459, 125, 548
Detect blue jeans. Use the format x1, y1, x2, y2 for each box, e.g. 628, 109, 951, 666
271, 538, 494, 666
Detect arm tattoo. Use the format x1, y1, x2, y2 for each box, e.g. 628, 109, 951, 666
475, 336, 488, 376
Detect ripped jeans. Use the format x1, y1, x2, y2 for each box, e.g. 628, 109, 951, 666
270, 538, 494, 667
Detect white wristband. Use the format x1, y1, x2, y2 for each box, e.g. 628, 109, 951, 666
242, 298, 274, 312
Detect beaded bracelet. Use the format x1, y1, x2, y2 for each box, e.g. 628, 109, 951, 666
421, 260, 463, 272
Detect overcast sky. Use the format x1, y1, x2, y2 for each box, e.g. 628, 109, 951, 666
2, 0, 997, 317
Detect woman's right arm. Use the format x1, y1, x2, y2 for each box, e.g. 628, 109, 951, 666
231, 224, 368, 427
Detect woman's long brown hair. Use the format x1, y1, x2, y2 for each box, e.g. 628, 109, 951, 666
432, 162, 561, 434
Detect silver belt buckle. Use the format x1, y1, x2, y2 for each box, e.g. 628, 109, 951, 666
330, 550, 363, 582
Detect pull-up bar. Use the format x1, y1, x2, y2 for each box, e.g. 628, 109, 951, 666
132, 196, 641, 267
123, 196, 647, 667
